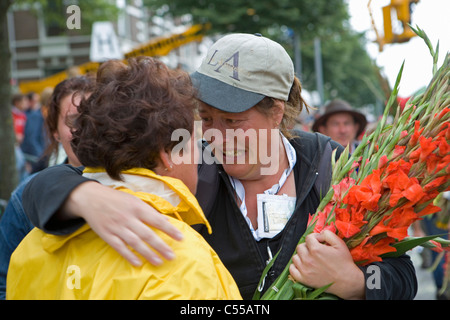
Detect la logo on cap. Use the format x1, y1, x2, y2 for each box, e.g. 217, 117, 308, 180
206, 50, 240, 81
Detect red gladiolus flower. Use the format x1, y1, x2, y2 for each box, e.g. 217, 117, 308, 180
370, 207, 419, 240
436, 158, 450, 173
260, 47, 450, 300
424, 176, 448, 192
379, 155, 388, 168
425, 153, 441, 174
335, 221, 361, 238
409, 121, 423, 146
429, 240, 443, 253
350, 237, 397, 265
436, 122, 450, 140
380, 159, 430, 207
439, 125, 450, 137
308, 203, 336, 234
400, 130, 408, 139
393, 145, 406, 158
334, 206, 366, 238
332, 177, 355, 202
371, 225, 409, 241
418, 136, 438, 162
402, 183, 426, 204
417, 203, 442, 217
437, 137, 450, 156
385, 159, 412, 175
437, 107, 450, 120
344, 169, 383, 211
417, 190, 441, 207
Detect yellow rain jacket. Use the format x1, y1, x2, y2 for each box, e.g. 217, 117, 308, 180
7, 168, 242, 300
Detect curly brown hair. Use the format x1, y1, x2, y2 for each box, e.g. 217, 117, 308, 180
71, 57, 197, 180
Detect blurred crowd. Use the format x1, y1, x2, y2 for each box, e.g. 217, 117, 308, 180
10, 89, 55, 183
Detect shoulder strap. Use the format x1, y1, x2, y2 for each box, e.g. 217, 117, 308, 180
195, 140, 220, 220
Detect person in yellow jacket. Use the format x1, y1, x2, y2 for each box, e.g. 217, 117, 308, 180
7, 57, 242, 300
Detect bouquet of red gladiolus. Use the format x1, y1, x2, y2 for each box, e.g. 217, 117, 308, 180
255, 27, 450, 300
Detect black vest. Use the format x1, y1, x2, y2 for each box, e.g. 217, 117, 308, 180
194, 131, 342, 299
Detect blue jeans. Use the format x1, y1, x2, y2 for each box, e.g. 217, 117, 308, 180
15, 146, 29, 182
0, 174, 35, 300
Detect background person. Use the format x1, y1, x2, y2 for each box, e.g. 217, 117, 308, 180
312, 99, 367, 153
0, 76, 94, 300
28, 87, 54, 173
11, 94, 28, 182
20, 91, 48, 174
7, 57, 241, 300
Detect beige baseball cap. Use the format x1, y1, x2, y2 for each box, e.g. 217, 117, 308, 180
191, 33, 294, 113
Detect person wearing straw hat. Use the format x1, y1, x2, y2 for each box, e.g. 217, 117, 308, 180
312, 99, 367, 153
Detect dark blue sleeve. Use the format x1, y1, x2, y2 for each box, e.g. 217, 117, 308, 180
0, 175, 36, 300
22, 164, 92, 235
362, 254, 418, 300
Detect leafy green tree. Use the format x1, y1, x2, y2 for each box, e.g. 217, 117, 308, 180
19, 0, 119, 35
0, 0, 118, 202
145, 0, 386, 108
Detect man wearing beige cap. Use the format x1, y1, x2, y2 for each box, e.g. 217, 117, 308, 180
312, 99, 367, 153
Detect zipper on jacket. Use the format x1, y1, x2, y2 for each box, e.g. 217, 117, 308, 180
266, 244, 273, 265
257, 242, 276, 293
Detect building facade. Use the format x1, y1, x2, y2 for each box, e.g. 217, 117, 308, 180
8, 1, 206, 94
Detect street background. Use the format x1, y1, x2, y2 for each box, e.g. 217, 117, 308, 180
411, 248, 439, 300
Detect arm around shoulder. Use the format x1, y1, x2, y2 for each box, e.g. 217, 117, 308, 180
22, 164, 91, 234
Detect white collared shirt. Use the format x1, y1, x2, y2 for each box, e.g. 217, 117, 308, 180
229, 134, 297, 240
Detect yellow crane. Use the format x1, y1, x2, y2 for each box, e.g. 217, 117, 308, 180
19, 23, 210, 94
368, 0, 420, 51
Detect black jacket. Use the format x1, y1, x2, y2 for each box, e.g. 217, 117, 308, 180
22, 131, 417, 300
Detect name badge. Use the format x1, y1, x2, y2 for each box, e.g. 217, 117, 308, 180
257, 194, 296, 239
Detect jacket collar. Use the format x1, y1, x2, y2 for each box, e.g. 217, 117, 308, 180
42, 167, 212, 253
83, 167, 211, 233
